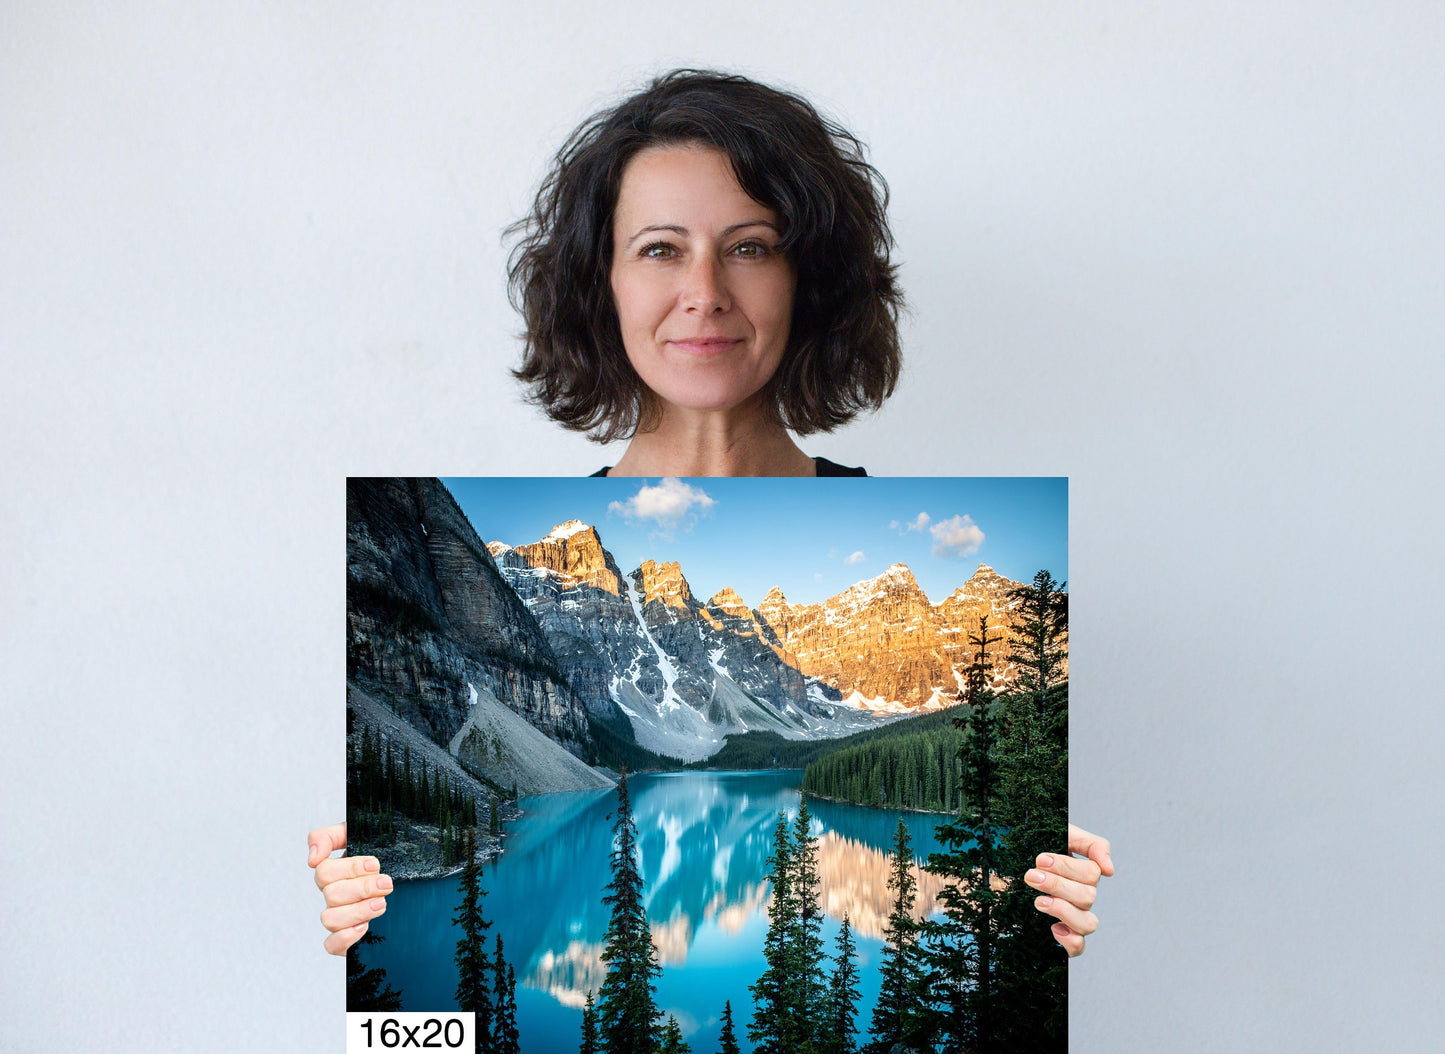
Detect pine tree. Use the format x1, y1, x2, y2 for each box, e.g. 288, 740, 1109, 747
596, 768, 660, 1054
748, 812, 795, 1054
819, 914, 860, 1054
717, 1000, 741, 1054
789, 797, 827, 1050
868, 819, 923, 1052
579, 991, 599, 1054
920, 613, 1006, 1052
346, 929, 403, 1011
491, 954, 520, 1054
452, 827, 494, 1049
992, 570, 1069, 1048
488, 936, 523, 1052
659, 1014, 690, 1054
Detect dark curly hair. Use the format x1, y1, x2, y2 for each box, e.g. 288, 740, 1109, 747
507, 69, 903, 443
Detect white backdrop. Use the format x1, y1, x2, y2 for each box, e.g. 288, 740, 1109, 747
4, 3, 1443, 1051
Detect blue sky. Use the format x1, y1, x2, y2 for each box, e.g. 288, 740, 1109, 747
441, 477, 1066, 608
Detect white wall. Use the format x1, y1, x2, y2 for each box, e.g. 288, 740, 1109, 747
4, 3, 1442, 1050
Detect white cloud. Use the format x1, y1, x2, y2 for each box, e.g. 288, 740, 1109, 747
891, 512, 931, 534
930, 514, 985, 558
607, 478, 716, 531
844, 550, 866, 565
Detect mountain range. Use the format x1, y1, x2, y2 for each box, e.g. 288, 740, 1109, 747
346, 478, 1056, 792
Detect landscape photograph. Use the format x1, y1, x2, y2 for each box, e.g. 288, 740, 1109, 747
345, 475, 1070, 1052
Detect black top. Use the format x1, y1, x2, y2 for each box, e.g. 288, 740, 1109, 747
590, 456, 866, 478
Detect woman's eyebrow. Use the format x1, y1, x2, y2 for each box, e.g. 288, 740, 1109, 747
625, 223, 686, 246
624, 220, 779, 247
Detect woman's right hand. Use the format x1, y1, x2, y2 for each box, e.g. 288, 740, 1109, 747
308, 822, 393, 956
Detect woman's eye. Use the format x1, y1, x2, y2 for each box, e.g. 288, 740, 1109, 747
731, 241, 770, 258
640, 242, 676, 258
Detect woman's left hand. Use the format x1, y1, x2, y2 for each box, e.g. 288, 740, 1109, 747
1026, 824, 1114, 957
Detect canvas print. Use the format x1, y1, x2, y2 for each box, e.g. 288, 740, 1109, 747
345, 476, 1069, 1052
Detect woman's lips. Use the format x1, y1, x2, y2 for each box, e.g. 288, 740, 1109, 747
666, 337, 743, 355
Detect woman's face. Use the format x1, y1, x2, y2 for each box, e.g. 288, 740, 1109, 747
609, 143, 795, 422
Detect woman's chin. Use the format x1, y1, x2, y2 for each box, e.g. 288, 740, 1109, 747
651, 388, 771, 421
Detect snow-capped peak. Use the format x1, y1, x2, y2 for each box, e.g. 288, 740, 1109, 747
546, 519, 594, 541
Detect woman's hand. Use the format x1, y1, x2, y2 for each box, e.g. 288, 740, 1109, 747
1026, 824, 1114, 957
308, 822, 393, 956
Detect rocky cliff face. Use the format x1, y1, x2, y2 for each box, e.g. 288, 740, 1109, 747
751, 563, 1046, 713
346, 478, 593, 761
487, 525, 650, 720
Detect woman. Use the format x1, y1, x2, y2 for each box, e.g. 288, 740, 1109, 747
312, 69, 1112, 958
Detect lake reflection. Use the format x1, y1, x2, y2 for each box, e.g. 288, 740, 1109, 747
361, 770, 963, 1054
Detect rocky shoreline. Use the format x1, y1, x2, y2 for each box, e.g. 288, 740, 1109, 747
348, 800, 525, 881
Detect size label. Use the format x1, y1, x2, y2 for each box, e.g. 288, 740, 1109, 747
346, 1013, 474, 1052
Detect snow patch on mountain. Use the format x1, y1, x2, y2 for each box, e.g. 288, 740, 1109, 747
628, 587, 686, 713
546, 519, 594, 541
612, 680, 721, 762
840, 689, 932, 715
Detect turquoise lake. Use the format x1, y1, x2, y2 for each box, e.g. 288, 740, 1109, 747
358, 769, 965, 1053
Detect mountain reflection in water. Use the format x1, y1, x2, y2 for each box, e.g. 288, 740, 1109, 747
362, 770, 967, 1054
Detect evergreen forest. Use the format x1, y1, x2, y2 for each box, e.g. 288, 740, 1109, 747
800, 723, 966, 812
347, 721, 489, 868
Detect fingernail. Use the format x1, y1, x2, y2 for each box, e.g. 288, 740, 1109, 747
353, 922, 368, 935
378, 876, 393, 892
370, 898, 387, 912
364, 858, 380, 872
1038, 854, 1054, 868
1037, 896, 1054, 907
1105, 852, 1114, 871
1026, 869, 1044, 884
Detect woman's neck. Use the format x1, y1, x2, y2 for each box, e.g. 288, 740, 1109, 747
606, 404, 816, 477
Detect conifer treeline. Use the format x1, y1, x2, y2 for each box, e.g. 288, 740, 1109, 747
689, 707, 965, 773
448, 826, 522, 1053
347, 727, 483, 867
800, 725, 966, 812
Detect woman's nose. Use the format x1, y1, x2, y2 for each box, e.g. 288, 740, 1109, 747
680, 255, 731, 314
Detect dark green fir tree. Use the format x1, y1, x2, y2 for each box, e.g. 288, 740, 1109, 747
921, 613, 1006, 1053
992, 570, 1070, 1048
867, 819, 924, 1052
579, 991, 599, 1054
717, 1000, 741, 1054
452, 827, 494, 1049
492, 936, 520, 1054
789, 797, 827, 1050
659, 1014, 691, 1054
748, 812, 796, 1054
346, 928, 403, 1011
819, 914, 860, 1054
595, 768, 660, 1054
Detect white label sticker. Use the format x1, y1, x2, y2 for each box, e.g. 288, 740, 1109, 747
346, 1013, 474, 1052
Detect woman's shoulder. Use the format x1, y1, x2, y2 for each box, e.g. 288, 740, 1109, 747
589, 457, 867, 478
